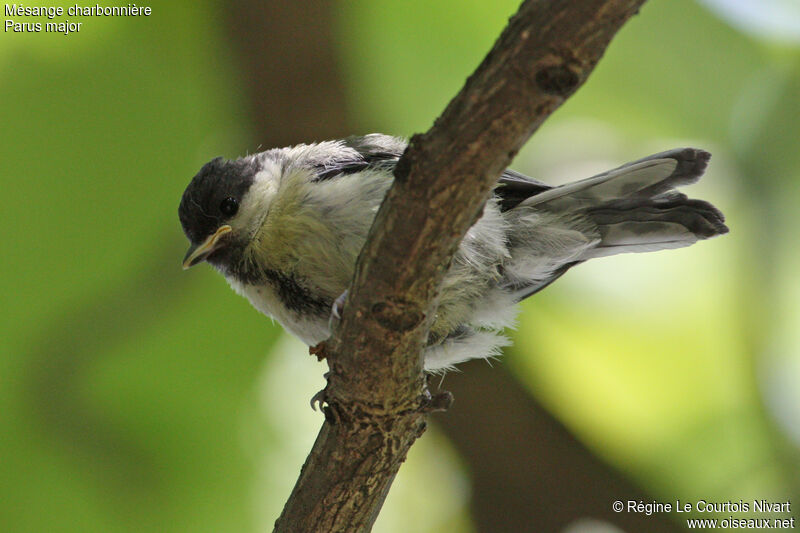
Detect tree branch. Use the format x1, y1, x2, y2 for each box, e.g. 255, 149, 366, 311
273, 1, 647, 531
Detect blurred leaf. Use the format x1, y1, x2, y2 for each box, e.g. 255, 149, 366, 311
0, 3, 283, 532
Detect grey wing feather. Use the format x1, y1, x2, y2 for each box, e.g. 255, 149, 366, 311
519, 148, 712, 208
504, 260, 583, 302
495, 169, 552, 211
312, 134, 405, 181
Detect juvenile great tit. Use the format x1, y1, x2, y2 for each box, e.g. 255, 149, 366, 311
178, 134, 727, 372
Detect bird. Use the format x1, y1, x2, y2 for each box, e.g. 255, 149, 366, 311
178, 134, 728, 372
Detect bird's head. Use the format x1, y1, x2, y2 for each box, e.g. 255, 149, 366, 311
178, 155, 270, 271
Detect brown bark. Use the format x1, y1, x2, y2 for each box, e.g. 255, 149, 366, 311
274, 1, 648, 531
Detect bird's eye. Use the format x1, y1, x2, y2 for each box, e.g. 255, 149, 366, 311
219, 197, 239, 217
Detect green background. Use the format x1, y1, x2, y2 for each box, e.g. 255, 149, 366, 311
2, 0, 799, 531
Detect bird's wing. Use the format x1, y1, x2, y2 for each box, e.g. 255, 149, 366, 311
494, 169, 553, 211
312, 134, 405, 181
310, 134, 555, 213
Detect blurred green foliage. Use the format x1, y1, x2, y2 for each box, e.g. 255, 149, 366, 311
1, 0, 798, 532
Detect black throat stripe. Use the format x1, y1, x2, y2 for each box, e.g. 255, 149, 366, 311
261, 268, 331, 315
219, 245, 331, 316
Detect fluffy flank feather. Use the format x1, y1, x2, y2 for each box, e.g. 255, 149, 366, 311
424, 329, 511, 373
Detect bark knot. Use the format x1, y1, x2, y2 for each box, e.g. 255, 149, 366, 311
535, 64, 580, 96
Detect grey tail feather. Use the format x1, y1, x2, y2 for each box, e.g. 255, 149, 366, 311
503, 148, 728, 299
574, 148, 728, 259
582, 197, 728, 258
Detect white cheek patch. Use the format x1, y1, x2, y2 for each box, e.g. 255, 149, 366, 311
250, 162, 282, 205
230, 161, 282, 234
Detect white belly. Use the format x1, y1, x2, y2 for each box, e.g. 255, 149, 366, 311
226, 277, 330, 346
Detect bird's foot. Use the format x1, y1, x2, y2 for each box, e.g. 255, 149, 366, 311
309, 373, 343, 424
309, 372, 331, 411
418, 375, 454, 413
309, 342, 327, 361
419, 388, 454, 413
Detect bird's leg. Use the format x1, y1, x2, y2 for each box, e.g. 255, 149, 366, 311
311, 290, 349, 360
310, 290, 348, 416
311, 290, 349, 359
328, 289, 349, 330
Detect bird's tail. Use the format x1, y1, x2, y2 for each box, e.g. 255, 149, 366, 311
503, 148, 728, 300
534, 148, 727, 257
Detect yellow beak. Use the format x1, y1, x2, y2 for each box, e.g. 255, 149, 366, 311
182, 225, 232, 269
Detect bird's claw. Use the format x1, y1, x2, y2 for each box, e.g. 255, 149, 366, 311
310, 388, 327, 411
309, 372, 332, 411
